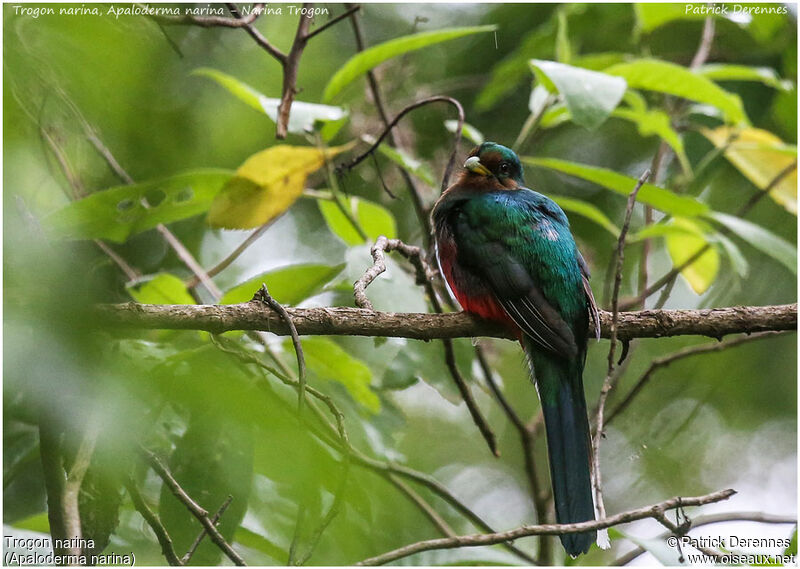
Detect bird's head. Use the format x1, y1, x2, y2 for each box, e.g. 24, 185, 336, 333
463, 142, 524, 189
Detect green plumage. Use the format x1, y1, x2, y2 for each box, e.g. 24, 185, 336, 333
432, 142, 599, 556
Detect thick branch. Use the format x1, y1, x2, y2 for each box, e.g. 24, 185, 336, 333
98, 302, 797, 340
356, 489, 736, 565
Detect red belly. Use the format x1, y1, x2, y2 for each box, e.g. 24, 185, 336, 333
438, 242, 519, 336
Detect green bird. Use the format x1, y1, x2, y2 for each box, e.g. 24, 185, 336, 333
432, 142, 600, 556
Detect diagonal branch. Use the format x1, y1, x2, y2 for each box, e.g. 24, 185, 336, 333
355, 489, 736, 565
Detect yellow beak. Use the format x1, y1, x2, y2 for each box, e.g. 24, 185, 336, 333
464, 156, 492, 176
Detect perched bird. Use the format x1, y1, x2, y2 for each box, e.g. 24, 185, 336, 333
432, 142, 600, 556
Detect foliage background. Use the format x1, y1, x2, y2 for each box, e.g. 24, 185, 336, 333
3, 2, 797, 566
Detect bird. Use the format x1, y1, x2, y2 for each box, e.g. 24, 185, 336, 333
431, 142, 600, 556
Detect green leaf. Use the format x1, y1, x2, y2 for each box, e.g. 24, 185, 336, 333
529, 59, 627, 130
665, 218, 719, 294
785, 528, 797, 557
698, 64, 794, 91
445, 120, 484, 146
318, 197, 397, 246
47, 170, 233, 243
701, 127, 797, 215
708, 212, 797, 274
208, 144, 351, 229
220, 263, 345, 305
713, 231, 749, 278
523, 157, 709, 216
363, 135, 435, 186
634, 3, 710, 34
10, 512, 50, 534
193, 68, 348, 134
550, 196, 620, 236
612, 106, 691, 175
555, 9, 571, 64
234, 527, 286, 562
128, 273, 195, 305
299, 337, 379, 413
323, 25, 497, 102
605, 59, 748, 125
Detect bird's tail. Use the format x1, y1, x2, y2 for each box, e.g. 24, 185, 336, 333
523, 337, 596, 557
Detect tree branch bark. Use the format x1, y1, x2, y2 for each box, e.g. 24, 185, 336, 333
98, 302, 797, 340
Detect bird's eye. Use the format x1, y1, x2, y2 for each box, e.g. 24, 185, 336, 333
499, 162, 510, 176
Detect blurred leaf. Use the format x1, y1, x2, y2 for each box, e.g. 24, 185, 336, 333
10, 513, 50, 533
698, 64, 794, 91
709, 212, 797, 274
665, 218, 719, 294
605, 59, 748, 124
633, 3, 709, 33
524, 157, 709, 216
128, 273, 195, 305
363, 135, 435, 185
207, 144, 351, 229
445, 120, 485, 146
300, 337, 379, 413
193, 68, 348, 134
538, 103, 571, 129
318, 197, 397, 246
234, 526, 286, 562
550, 196, 620, 236
47, 170, 232, 243
555, 9, 571, 64
323, 25, 497, 102
785, 528, 797, 556
572, 52, 632, 70
78, 447, 123, 556
530, 59, 627, 129
220, 263, 345, 305
612, 106, 691, 174
701, 127, 797, 215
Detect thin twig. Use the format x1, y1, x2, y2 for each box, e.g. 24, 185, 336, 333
185, 221, 273, 289
339, 96, 464, 184
689, 16, 716, 70
353, 236, 434, 310
254, 285, 306, 415
355, 489, 736, 565
125, 478, 184, 566
226, 3, 287, 62
592, 169, 650, 536
613, 511, 795, 565
303, 5, 360, 42
346, 4, 432, 247
387, 474, 457, 538
606, 331, 783, 425
352, 236, 499, 456
620, 160, 796, 311
182, 495, 234, 564
144, 2, 265, 28
297, 459, 352, 565
276, 6, 313, 138
140, 447, 248, 566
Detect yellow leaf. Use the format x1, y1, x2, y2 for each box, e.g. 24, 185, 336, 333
702, 127, 797, 215
207, 144, 352, 228
665, 219, 719, 295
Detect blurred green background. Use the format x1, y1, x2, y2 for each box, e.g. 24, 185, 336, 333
4, 3, 797, 566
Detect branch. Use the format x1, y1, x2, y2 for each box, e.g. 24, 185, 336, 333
605, 331, 783, 425
125, 478, 183, 566
593, 169, 649, 535
144, 2, 265, 28
141, 447, 247, 566
98, 302, 798, 340
356, 489, 736, 565
182, 495, 233, 564
613, 511, 797, 566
